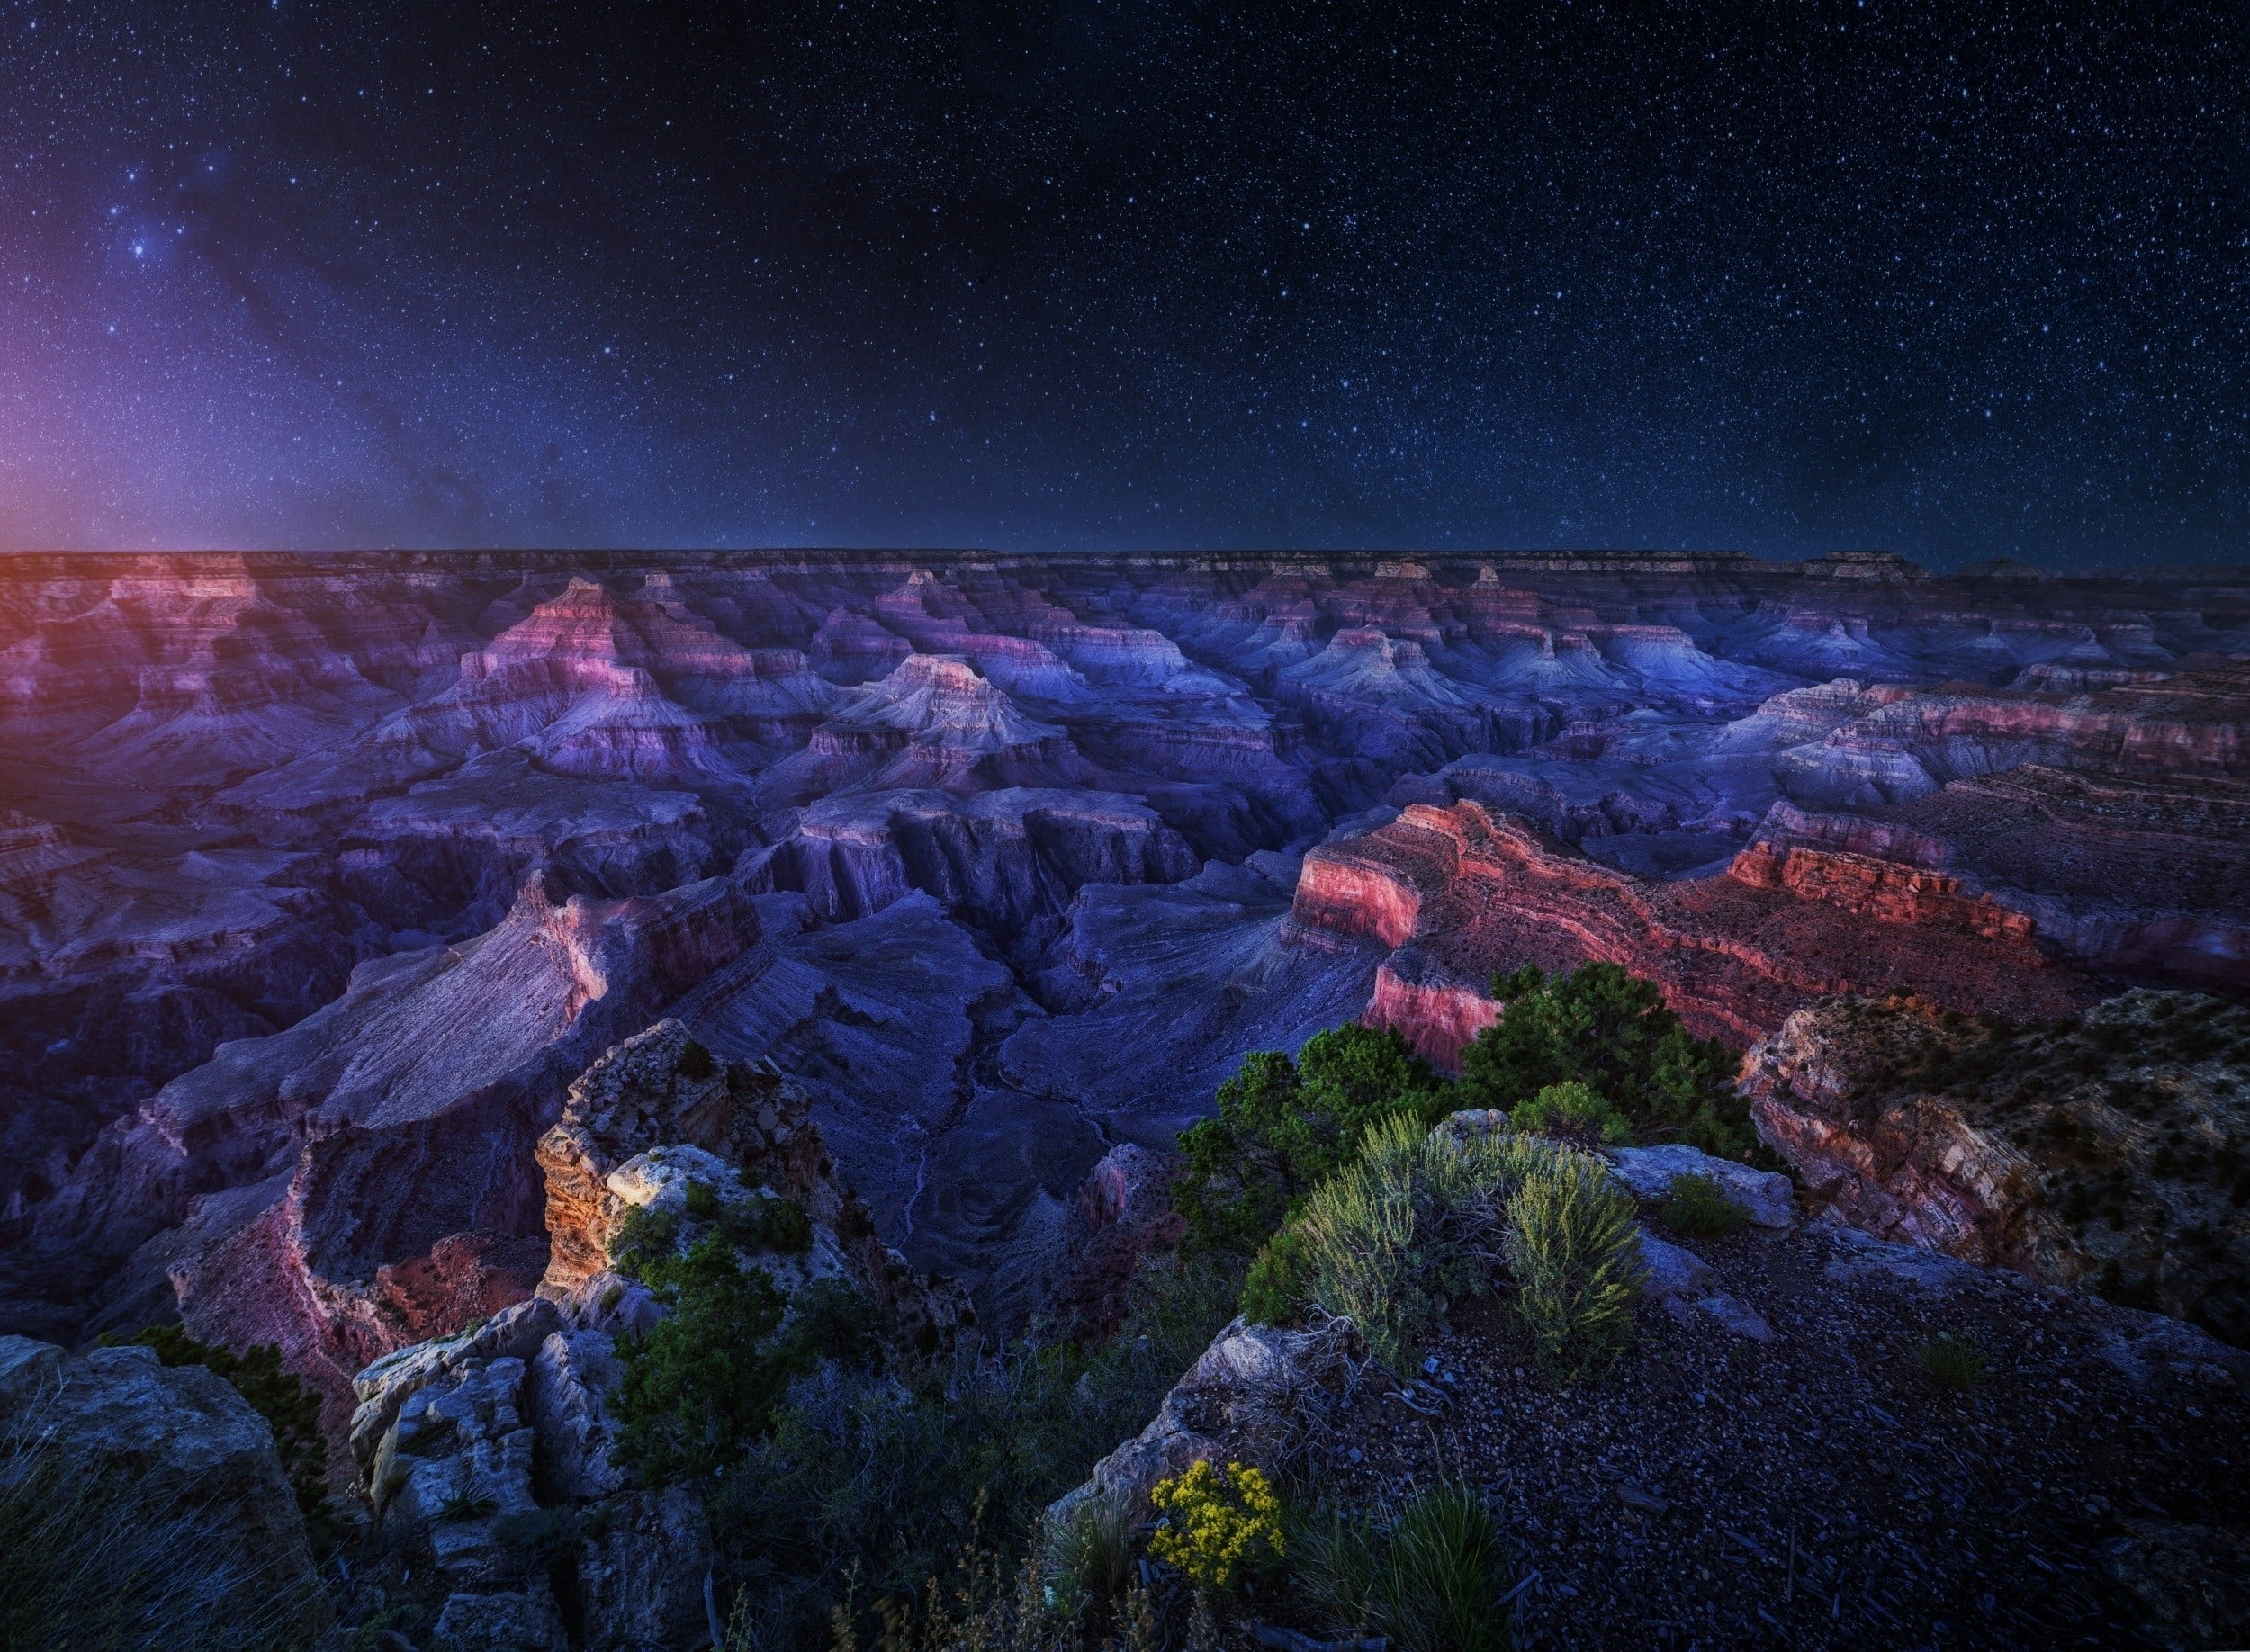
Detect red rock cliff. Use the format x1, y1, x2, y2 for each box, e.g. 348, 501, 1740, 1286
1295, 801, 2097, 1063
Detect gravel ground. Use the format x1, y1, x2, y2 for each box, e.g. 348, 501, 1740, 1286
1294, 1218, 2250, 1651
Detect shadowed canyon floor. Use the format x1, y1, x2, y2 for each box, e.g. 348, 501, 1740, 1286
3, 548, 2246, 1397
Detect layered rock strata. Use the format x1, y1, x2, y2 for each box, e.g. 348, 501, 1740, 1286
1299, 799, 2097, 1068
4, 550, 2246, 1354
1744, 989, 2250, 1344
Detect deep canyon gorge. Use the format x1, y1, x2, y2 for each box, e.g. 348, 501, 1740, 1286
2, 546, 2246, 1432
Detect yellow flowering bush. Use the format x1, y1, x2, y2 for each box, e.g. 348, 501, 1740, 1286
1147, 1459, 1284, 1590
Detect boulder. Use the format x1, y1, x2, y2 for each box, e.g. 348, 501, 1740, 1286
576, 1486, 716, 1652
1048, 1315, 1358, 1523
350, 1296, 562, 1472
1606, 1144, 1796, 1229
369, 1355, 541, 1585
1814, 1217, 1995, 1295
2100, 1521, 2250, 1652
428, 1581, 570, 1652
0, 1336, 329, 1641
1635, 1228, 1774, 1341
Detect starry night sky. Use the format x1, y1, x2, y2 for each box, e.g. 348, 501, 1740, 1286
3, 1, 2246, 564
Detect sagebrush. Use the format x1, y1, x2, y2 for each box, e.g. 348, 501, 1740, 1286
1505, 1149, 1647, 1385
1249, 1111, 1554, 1370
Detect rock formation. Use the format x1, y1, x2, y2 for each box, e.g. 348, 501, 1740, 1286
1296, 797, 2098, 1067
3, 548, 2246, 1361
1045, 1115, 2250, 1649
338, 1012, 972, 1646
1743, 988, 2250, 1344
0, 1333, 331, 1641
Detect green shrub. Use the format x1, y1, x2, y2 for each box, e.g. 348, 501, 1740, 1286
676, 1037, 717, 1081
1174, 1027, 1453, 1254
614, 1191, 813, 1288
1659, 1172, 1749, 1237
707, 1254, 1240, 1649
613, 1237, 798, 1482
1291, 1484, 1512, 1652
722, 1193, 814, 1254
102, 1326, 328, 1525
1264, 1113, 1555, 1370
1508, 1080, 1631, 1146
1506, 1151, 1646, 1385
1041, 1493, 1138, 1621
610, 1203, 684, 1281
615, 1254, 888, 1488
1914, 1333, 1990, 1391
1460, 963, 1750, 1158
778, 1277, 890, 1373
1241, 1226, 1312, 1325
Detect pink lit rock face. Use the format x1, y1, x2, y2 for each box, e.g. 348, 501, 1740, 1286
1, 549, 2245, 1379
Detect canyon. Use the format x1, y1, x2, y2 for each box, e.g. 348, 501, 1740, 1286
2, 546, 2246, 1400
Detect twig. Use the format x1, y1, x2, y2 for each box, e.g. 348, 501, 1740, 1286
1497, 1568, 1544, 1608
1386, 1387, 1444, 1416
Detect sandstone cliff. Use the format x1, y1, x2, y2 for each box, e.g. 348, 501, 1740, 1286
1294, 799, 2097, 1068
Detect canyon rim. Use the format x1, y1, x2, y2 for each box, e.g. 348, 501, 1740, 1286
3, 546, 2247, 1647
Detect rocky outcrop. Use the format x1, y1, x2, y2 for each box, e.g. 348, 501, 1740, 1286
5, 551, 2246, 1377
536, 1019, 827, 1293
534, 1017, 973, 1357
429, 1586, 569, 1652
1744, 989, 2250, 1345
1048, 1315, 1364, 1523
0, 1335, 330, 1640
1726, 836, 2038, 944
1366, 947, 1499, 1072
1606, 1143, 1797, 1229
7, 873, 754, 1449
1303, 799, 2097, 1056
1048, 1106, 2250, 1649
750, 785, 1202, 942
1753, 762, 2250, 991
1774, 661, 2250, 810
344, 1010, 976, 1649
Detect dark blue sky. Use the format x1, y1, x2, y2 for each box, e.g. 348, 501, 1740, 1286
3, 1, 2246, 565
